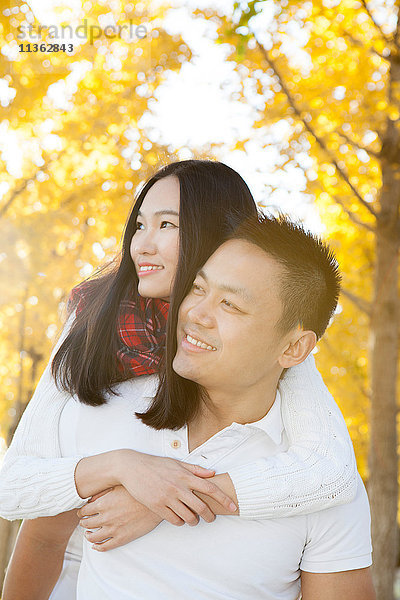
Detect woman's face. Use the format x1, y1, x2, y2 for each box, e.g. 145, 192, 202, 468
130, 176, 180, 301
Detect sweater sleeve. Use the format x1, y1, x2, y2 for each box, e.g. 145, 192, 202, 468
0, 313, 87, 521
227, 354, 357, 519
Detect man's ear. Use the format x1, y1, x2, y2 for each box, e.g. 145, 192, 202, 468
278, 330, 317, 369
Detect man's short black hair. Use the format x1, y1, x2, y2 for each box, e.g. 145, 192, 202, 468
231, 213, 341, 339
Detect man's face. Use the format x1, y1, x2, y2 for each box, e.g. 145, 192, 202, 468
173, 239, 292, 393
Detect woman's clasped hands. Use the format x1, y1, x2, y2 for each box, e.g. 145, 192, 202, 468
77, 450, 237, 551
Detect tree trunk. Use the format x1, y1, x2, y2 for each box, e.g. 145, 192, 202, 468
368, 117, 400, 600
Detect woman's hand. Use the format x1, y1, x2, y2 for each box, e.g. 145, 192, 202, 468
75, 449, 237, 526
78, 486, 162, 551
116, 451, 237, 526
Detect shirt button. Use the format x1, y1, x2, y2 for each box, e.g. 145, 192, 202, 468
171, 440, 181, 449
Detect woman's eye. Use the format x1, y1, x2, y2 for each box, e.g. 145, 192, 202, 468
160, 220, 177, 229
135, 221, 144, 230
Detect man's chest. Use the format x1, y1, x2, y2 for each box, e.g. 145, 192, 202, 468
71, 390, 283, 472
70, 392, 307, 598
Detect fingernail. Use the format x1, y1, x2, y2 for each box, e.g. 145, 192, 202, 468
229, 502, 237, 511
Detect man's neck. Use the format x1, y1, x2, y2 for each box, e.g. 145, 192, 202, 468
187, 381, 279, 453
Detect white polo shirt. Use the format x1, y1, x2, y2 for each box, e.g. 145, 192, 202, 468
59, 375, 372, 600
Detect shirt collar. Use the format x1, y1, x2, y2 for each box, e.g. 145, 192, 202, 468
243, 390, 284, 445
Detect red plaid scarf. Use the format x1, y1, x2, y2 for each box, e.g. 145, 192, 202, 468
69, 285, 168, 376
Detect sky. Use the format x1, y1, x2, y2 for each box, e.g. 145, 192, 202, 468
1, 0, 322, 230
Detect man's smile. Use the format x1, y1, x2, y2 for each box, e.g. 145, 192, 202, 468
182, 331, 217, 352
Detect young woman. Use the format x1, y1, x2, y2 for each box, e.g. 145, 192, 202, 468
0, 160, 357, 599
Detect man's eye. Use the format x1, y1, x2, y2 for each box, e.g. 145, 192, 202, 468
222, 299, 239, 311
192, 283, 204, 294
160, 221, 177, 229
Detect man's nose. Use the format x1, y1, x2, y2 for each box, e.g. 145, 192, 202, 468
187, 298, 215, 329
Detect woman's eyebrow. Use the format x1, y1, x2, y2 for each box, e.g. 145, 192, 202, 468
155, 209, 179, 217
137, 209, 179, 217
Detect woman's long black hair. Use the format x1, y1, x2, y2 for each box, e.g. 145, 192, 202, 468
52, 159, 257, 408
136, 161, 258, 429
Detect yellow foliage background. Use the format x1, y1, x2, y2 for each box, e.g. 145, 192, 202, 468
1, 0, 399, 494
2, 1, 400, 595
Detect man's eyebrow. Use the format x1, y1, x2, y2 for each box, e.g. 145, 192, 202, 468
137, 209, 179, 218
197, 269, 254, 304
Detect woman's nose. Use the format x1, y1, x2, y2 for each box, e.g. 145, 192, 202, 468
133, 231, 157, 255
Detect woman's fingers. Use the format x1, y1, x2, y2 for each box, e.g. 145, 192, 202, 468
77, 503, 100, 519
180, 462, 216, 477
181, 492, 215, 523
85, 527, 111, 544
179, 462, 236, 512
92, 538, 118, 552
161, 506, 186, 527
79, 514, 104, 529
87, 488, 114, 503
77, 489, 114, 519
167, 501, 200, 527
192, 478, 237, 512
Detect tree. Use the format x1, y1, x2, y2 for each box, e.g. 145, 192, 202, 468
201, 0, 399, 597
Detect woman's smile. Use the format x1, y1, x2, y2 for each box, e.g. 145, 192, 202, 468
137, 263, 164, 276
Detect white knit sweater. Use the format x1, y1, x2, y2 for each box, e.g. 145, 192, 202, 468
0, 316, 357, 520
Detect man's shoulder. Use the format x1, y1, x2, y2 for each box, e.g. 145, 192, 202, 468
301, 474, 372, 574
309, 473, 369, 523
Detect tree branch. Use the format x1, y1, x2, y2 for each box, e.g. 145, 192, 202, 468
253, 36, 379, 220
319, 336, 370, 400
341, 287, 372, 316
342, 29, 388, 59
331, 194, 376, 232
337, 130, 380, 158
0, 148, 67, 218
0, 178, 32, 218
360, 0, 392, 43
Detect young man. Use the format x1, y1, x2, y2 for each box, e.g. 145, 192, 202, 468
5, 215, 375, 599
